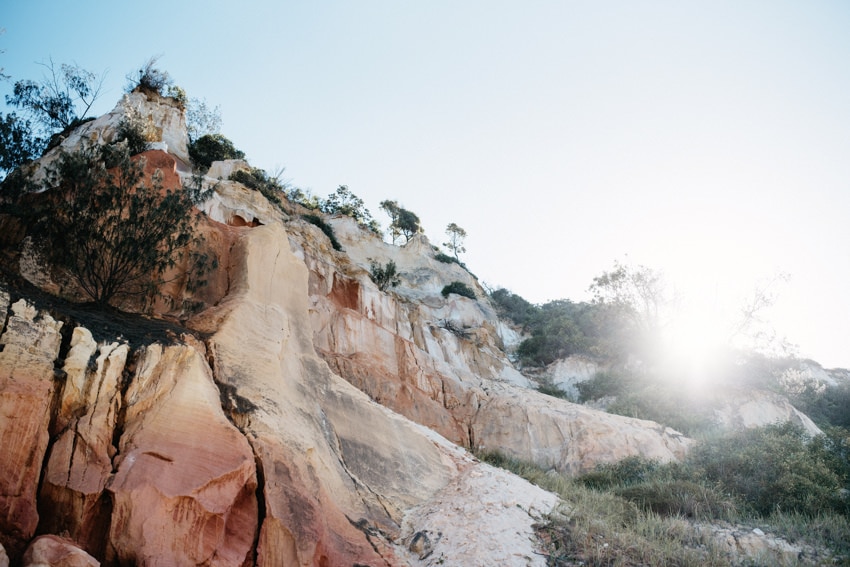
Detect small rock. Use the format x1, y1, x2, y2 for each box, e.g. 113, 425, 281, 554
409, 531, 433, 560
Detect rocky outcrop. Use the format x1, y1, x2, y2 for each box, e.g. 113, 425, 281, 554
39, 329, 128, 556
296, 216, 692, 472
0, 299, 63, 558
51, 91, 189, 168
713, 389, 823, 437
474, 382, 691, 474
545, 355, 603, 399
105, 343, 258, 566
187, 221, 560, 564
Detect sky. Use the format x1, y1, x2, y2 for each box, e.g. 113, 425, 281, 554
2, 1, 849, 368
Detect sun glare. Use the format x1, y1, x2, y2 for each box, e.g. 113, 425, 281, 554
661, 297, 733, 390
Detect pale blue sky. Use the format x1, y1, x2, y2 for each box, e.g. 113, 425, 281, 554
3, 1, 849, 368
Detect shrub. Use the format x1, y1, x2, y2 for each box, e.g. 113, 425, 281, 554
188, 133, 245, 170
489, 288, 538, 328
691, 423, 848, 517
230, 168, 285, 209
128, 56, 172, 96
441, 281, 475, 300
434, 252, 458, 265
575, 371, 632, 402
369, 260, 400, 291
536, 381, 571, 400
615, 480, 737, 520
302, 214, 341, 251
285, 187, 321, 210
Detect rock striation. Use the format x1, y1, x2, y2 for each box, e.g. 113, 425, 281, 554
295, 215, 692, 473
0, 297, 63, 559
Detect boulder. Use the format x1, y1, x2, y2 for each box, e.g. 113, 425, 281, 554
474, 383, 691, 474
21, 535, 99, 567
714, 389, 822, 437
0, 300, 63, 558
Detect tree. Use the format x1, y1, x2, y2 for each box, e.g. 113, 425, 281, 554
0, 113, 44, 180
380, 200, 402, 244
34, 141, 198, 306
322, 185, 380, 234
186, 97, 222, 142
379, 199, 420, 244
6, 59, 104, 133
589, 260, 668, 337
396, 208, 421, 242
443, 223, 467, 260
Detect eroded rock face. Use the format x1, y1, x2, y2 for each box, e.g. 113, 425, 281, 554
0, 299, 63, 558
186, 220, 571, 564
474, 383, 691, 474
714, 389, 823, 437
40, 329, 128, 556
196, 223, 453, 565
106, 343, 257, 566
55, 91, 189, 167
293, 216, 693, 473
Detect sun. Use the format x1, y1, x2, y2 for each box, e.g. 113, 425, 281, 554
660, 300, 731, 389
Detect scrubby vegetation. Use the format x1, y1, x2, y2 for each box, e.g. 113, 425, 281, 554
27, 141, 203, 306
442, 281, 476, 299
322, 185, 381, 234
229, 167, 287, 209
491, 288, 632, 367
480, 425, 850, 565
302, 214, 342, 251
369, 260, 400, 291
188, 133, 245, 170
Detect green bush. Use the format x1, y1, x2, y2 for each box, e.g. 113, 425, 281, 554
188, 133, 245, 170
302, 214, 342, 251
441, 281, 475, 300
115, 119, 148, 155
369, 260, 400, 291
578, 456, 662, 490
434, 252, 458, 264
230, 168, 285, 209
489, 288, 538, 328
575, 370, 632, 402
536, 381, 571, 400
691, 423, 848, 517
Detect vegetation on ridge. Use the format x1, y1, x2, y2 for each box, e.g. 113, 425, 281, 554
28, 141, 206, 306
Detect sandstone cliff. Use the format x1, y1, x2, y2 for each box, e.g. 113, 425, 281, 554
0, 90, 699, 564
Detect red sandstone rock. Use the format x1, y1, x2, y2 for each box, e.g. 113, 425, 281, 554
0, 300, 63, 559
39, 329, 129, 556
105, 344, 257, 566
